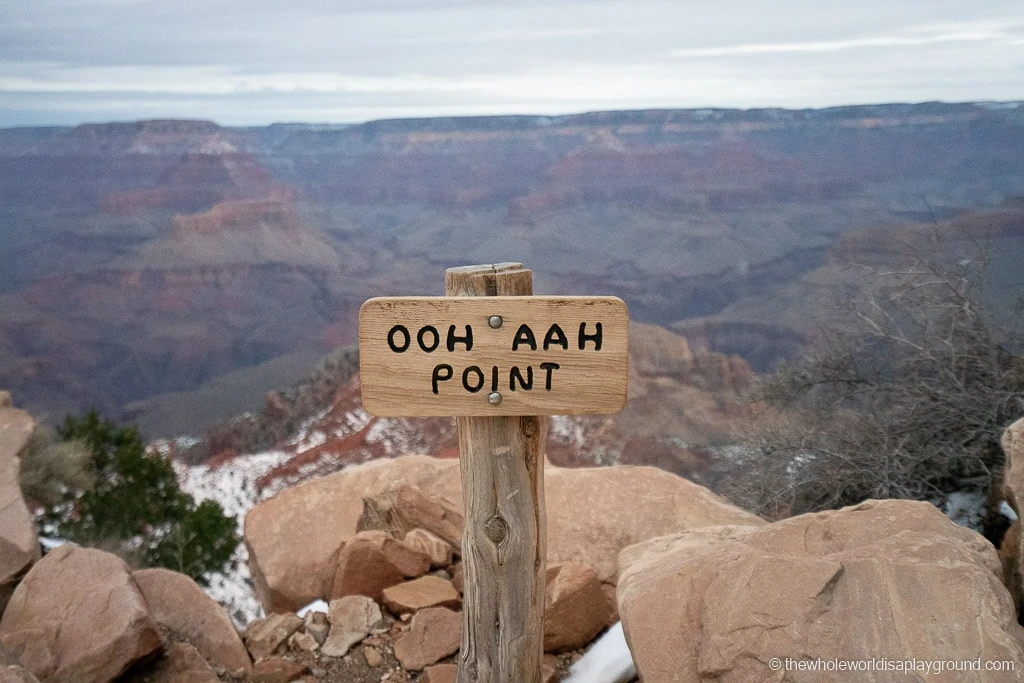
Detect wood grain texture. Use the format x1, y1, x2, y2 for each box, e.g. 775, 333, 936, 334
448, 264, 547, 683
358, 296, 629, 417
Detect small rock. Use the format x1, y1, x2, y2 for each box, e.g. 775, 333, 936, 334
382, 575, 461, 615
402, 528, 454, 568
288, 630, 319, 652
330, 530, 432, 602
302, 610, 330, 645
364, 645, 384, 667
244, 613, 303, 659
421, 662, 458, 683
393, 607, 462, 671
249, 657, 311, 683
543, 562, 616, 652
321, 595, 383, 657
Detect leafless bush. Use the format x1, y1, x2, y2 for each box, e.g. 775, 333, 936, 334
19, 426, 94, 506
727, 232, 1024, 521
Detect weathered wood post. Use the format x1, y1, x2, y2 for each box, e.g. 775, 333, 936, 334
446, 263, 546, 682
358, 262, 628, 683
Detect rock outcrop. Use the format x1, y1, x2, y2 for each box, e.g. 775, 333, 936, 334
999, 416, 1024, 614
0, 398, 38, 614
617, 499, 1024, 682
244, 455, 763, 613
0, 545, 161, 683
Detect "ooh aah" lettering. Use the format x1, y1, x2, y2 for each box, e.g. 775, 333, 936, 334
384, 322, 603, 395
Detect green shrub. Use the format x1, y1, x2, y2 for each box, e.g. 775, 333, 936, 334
39, 409, 238, 585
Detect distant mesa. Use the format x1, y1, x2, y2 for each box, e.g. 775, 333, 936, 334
171, 191, 301, 238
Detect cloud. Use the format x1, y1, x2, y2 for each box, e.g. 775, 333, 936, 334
0, 2, 1022, 125
671, 20, 1023, 58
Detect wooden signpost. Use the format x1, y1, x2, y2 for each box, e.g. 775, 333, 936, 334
359, 263, 629, 683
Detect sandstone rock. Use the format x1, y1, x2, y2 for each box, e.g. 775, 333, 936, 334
133, 567, 251, 672
246, 455, 762, 616
0, 392, 12, 408
329, 530, 432, 602
389, 486, 465, 550
321, 595, 382, 657
0, 545, 161, 683
244, 613, 302, 660
287, 630, 318, 652
249, 656, 310, 683
393, 607, 462, 671
421, 663, 458, 683
0, 405, 39, 613
383, 575, 461, 615
301, 611, 329, 645
1003, 417, 1024, 511
0, 666, 39, 683
245, 455, 458, 613
403, 528, 454, 568
543, 562, 615, 653
618, 500, 1024, 682
363, 645, 384, 667
1000, 417, 1024, 612
143, 642, 220, 683
544, 464, 764, 583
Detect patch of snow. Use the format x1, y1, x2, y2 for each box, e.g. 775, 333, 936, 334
175, 449, 292, 626
294, 430, 327, 454
942, 490, 987, 532
297, 599, 329, 617
39, 536, 69, 553
563, 621, 636, 683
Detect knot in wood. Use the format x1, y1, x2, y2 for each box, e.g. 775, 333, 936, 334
521, 416, 538, 437
484, 514, 508, 545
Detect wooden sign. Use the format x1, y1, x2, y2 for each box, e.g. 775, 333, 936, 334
359, 295, 629, 417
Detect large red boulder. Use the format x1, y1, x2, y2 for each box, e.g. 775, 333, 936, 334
618, 500, 1024, 682
0, 545, 161, 683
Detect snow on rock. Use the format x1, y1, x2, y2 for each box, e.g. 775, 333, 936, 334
174, 450, 291, 626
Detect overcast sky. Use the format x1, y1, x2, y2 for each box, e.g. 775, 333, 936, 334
1, 0, 1022, 127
